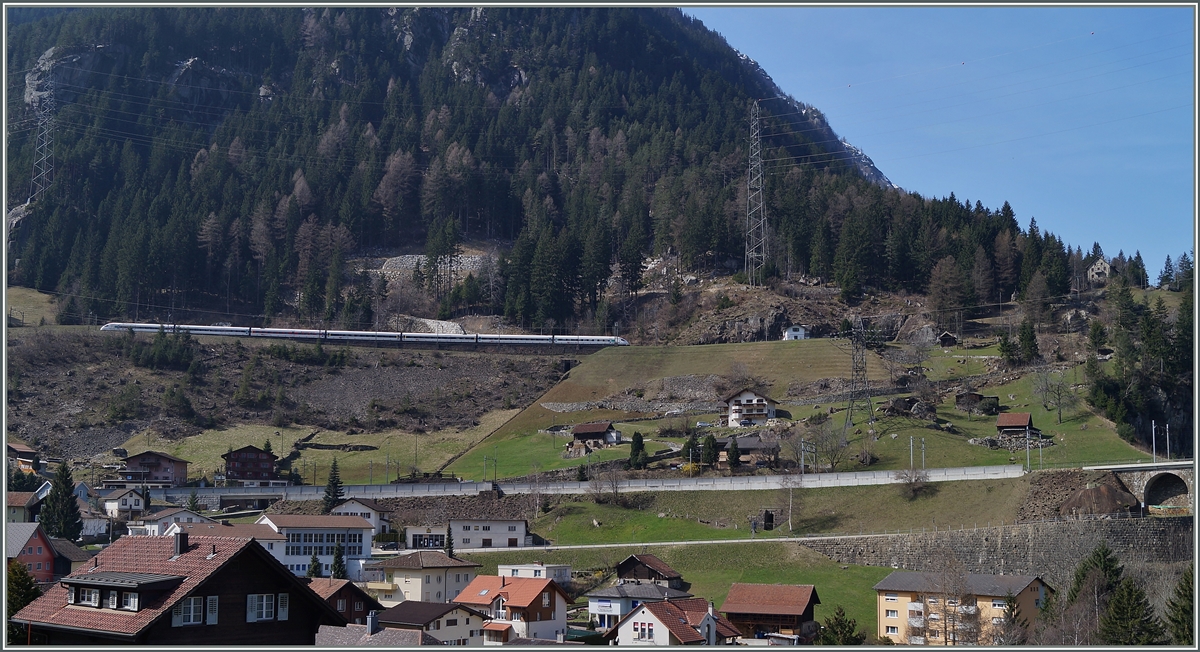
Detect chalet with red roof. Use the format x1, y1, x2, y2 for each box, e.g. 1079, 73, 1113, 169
301, 576, 384, 626
11, 532, 345, 645
603, 597, 740, 646
719, 582, 821, 642
452, 575, 570, 644
615, 554, 684, 590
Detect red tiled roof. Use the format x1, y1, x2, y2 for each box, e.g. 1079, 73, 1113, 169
13, 535, 264, 637
302, 577, 351, 600
996, 413, 1033, 428
259, 514, 373, 529
629, 599, 740, 643
720, 583, 820, 616
482, 621, 513, 632
572, 422, 613, 434
166, 522, 285, 540
7, 491, 37, 508
452, 576, 569, 608
8, 441, 38, 455
624, 554, 681, 579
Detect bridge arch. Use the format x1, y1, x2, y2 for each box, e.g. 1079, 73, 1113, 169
1144, 472, 1191, 506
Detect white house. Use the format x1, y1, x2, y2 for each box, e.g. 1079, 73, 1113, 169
100, 488, 148, 519
452, 576, 571, 645
782, 325, 808, 341
330, 497, 392, 536
586, 580, 693, 631
362, 550, 482, 607
604, 598, 740, 646
498, 562, 571, 584
256, 513, 374, 580
1087, 258, 1112, 286
162, 521, 286, 556
126, 507, 215, 536
720, 389, 778, 427
450, 518, 531, 550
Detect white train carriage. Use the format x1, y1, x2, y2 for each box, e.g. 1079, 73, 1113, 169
100, 323, 630, 347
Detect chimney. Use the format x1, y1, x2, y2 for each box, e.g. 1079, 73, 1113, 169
501, 576, 506, 587
174, 532, 188, 555
708, 601, 714, 617
366, 610, 380, 635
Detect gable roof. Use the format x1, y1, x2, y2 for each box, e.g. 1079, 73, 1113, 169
221, 445, 276, 460
872, 571, 1050, 597
377, 600, 487, 627
316, 623, 440, 646
720, 583, 820, 616
606, 598, 739, 644
6, 522, 44, 558
121, 450, 190, 464
164, 521, 286, 540
333, 497, 392, 513
300, 577, 384, 610
7, 491, 38, 508
7, 441, 38, 456
452, 576, 570, 609
996, 413, 1033, 428
142, 507, 212, 523
572, 421, 614, 435
586, 582, 693, 600
101, 488, 146, 501
363, 550, 481, 570
12, 534, 343, 638
49, 538, 92, 563
721, 388, 778, 404
619, 554, 681, 579
258, 514, 373, 530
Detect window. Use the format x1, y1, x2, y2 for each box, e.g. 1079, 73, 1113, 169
927, 598, 939, 605
463, 525, 470, 531
508, 525, 517, 531
456, 574, 462, 582
992, 599, 1006, 609
474, 525, 480, 531
35, 562, 41, 570
884, 593, 898, 602
886, 609, 898, 618
107, 591, 118, 609
181, 596, 205, 625
36, 546, 42, 555
426, 575, 431, 583
946, 598, 959, 607
534, 569, 541, 577
482, 539, 492, 547
463, 539, 470, 545
885, 626, 899, 635
511, 569, 519, 576
929, 613, 940, 621
247, 594, 276, 622
337, 599, 347, 612
354, 601, 363, 611
446, 618, 458, 627
79, 588, 100, 606
482, 525, 490, 531
543, 592, 551, 607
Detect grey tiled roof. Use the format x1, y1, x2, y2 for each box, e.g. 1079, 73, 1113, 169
873, 571, 1049, 597
586, 583, 693, 600
6, 522, 41, 558
316, 623, 440, 646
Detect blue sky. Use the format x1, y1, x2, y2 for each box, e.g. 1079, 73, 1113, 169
686, 6, 1195, 277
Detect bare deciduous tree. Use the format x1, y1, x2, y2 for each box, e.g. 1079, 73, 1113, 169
810, 421, 850, 472
894, 467, 930, 500
1033, 370, 1080, 424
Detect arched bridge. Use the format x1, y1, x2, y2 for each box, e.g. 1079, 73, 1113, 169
1082, 460, 1194, 507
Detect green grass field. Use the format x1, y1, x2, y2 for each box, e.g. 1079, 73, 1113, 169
5, 286, 60, 327
464, 542, 894, 637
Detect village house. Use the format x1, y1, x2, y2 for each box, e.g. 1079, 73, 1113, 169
255, 514, 374, 580
7, 440, 41, 473
301, 576, 384, 626
497, 562, 571, 584
938, 331, 958, 348
101, 488, 149, 520
452, 575, 571, 645
873, 571, 1052, 645
450, 518, 532, 550
586, 581, 693, 631
376, 600, 490, 646
221, 445, 283, 486
7, 522, 58, 583
716, 434, 781, 468
362, 550, 481, 607
127, 507, 216, 536
49, 537, 93, 579
76, 496, 111, 542
720, 389, 777, 427
163, 521, 287, 557
1087, 258, 1112, 286
995, 413, 1039, 436
719, 582, 821, 642
7, 491, 40, 523
571, 421, 622, 446
603, 598, 740, 646
330, 497, 393, 536
103, 451, 190, 489
615, 554, 684, 590
11, 532, 346, 645
782, 325, 808, 341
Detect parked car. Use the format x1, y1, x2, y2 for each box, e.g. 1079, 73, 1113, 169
739, 419, 753, 427
380, 542, 399, 551
696, 421, 713, 428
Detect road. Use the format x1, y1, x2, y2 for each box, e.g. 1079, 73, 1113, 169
151, 464, 1023, 504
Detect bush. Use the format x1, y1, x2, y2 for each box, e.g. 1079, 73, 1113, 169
107, 384, 143, 421
715, 294, 735, 310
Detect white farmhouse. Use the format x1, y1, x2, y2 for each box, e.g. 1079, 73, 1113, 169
782, 325, 808, 341
720, 389, 777, 427
330, 497, 393, 536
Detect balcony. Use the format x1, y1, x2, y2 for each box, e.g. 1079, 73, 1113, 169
366, 581, 397, 592
957, 605, 977, 615
907, 602, 924, 613
908, 617, 925, 628
908, 637, 926, 645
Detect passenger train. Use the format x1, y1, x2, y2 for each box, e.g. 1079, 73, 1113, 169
98, 322, 630, 347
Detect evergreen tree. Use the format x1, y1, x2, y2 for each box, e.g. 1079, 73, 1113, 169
1165, 563, 1193, 645
993, 592, 1028, 645
307, 552, 322, 577
1099, 578, 1166, 645
684, 432, 699, 465
727, 436, 741, 468
263, 439, 273, 455
816, 605, 866, 645
1087, 319, 1107, 353
628, 432, 646, 470
1067, 542, 1123, 604
444, 524, 455, 558
186, 489, 201, 512
701, 434, 718, 465
7, 465, 41, 491
997, 331, 1019, 365
330, 541, 347, 579
321, 458, 345, 513
576, 464, 587, 482
7, 559, 42, 642
39, 463, 83, 541
1158, 254, 1175, 288
1018, 317, 1039, 363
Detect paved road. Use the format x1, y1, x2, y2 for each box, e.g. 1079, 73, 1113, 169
151, 465, 1023, 504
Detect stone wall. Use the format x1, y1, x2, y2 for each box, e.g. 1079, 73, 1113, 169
800, 517, 1192, 591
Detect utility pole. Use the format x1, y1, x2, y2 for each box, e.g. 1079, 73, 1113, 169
1152, 420, 1156, 463
745, 99, 767, 287
910, 436, 914, 469
28, 78, 56, 203
842, 317, 874, 461
921, 438, 925, 469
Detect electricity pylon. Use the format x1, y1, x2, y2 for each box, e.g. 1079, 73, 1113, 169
745, 99, 767, 286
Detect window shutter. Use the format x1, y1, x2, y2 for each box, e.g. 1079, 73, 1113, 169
130, 593, 139, 611
206, 596, 218, 625
67, 587, 76, 604
172, 603, 184, 627
108, 591, 118, 609
277, 593, 289, 621
246, 594, 258, 622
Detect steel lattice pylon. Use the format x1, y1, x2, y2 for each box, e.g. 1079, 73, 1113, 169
842, 317, 875, 446
745, 99, 767, 287
28, 79, 56, 204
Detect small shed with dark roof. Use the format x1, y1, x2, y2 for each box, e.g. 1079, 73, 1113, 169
571, 422, 621, 445
615, 554, 683, 589
995, 412, 1038, 435
719, 583, 821, 641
